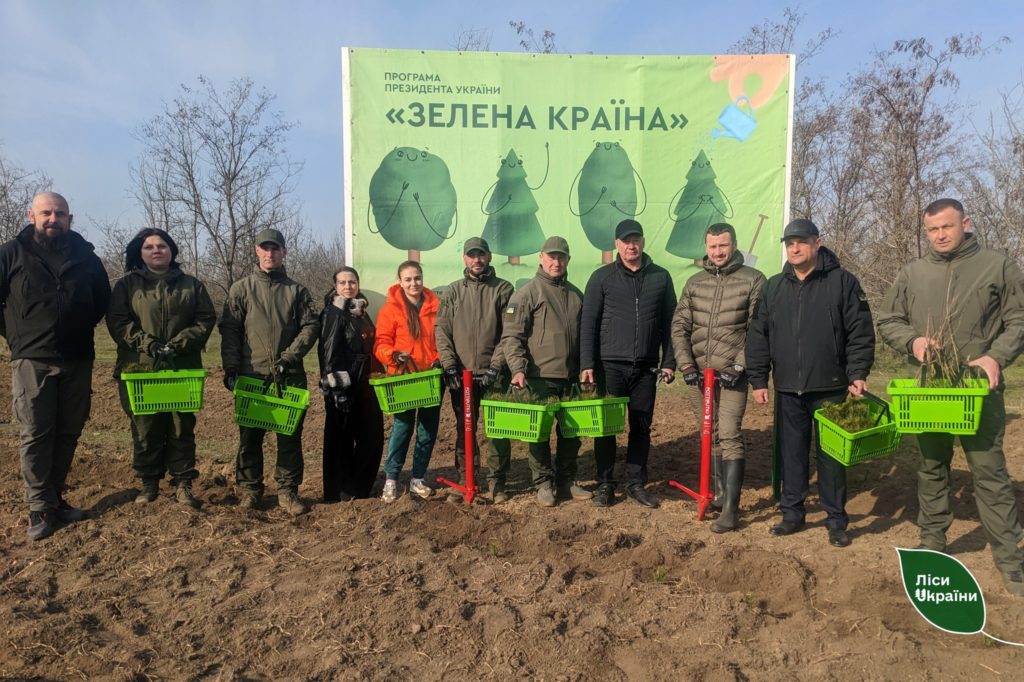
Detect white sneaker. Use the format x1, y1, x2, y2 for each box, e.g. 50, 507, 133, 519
409, 478, 434, 499
382, 480, 399, 504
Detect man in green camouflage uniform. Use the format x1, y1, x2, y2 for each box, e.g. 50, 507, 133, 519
435, 237, 514, 503
500, 236, 586, 507
220, 229, 320, 515
878, 198, 1024, 597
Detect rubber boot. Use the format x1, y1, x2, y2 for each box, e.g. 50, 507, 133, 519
709, 456, 724, 511
711, 459, 744, 533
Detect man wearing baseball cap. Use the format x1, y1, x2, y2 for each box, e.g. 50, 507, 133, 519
745, 218, 875, 547
435, 237, 515, 502
581, 219, 678, 509
219, 227, 320, 515
500, 235, 589, 507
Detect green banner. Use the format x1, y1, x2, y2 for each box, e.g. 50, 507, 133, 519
342, 48, 793, 299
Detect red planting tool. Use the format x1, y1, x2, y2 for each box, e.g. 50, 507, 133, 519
436, 369, 478, 504
669, 367, 716, 519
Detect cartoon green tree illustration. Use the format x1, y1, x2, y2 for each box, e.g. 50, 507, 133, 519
665, 150, 733, 260
480, 148, 546, 265
368, 147, 457, 262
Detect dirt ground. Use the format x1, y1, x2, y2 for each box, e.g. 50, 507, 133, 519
2, 363, 1024, 681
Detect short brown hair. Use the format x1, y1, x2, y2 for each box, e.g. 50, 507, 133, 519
923, 198, 965, 218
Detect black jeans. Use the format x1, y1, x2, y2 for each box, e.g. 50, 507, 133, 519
777, 388, 849, 529
593, 362, 658, 487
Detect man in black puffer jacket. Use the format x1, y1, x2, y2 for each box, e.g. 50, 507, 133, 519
746, 219, 874, 548
0, 192, 111, 541
580, 219, 677, 509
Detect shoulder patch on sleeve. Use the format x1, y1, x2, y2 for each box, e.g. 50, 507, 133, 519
504, 303, 517, 315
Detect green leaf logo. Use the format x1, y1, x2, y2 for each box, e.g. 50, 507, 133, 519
896, 548, 985, 635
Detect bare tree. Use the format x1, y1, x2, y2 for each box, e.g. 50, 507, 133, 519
285, 230, 345, 305
453, 26, 492, 52
131, 76, 303, 299
0, 147, 52, 242
509, 20, 556, 53
960, 79, 1024, 263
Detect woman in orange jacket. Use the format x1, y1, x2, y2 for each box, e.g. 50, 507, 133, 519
373, 260, 441, 503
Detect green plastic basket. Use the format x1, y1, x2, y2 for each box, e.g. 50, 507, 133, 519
886, 378, 989, 435
558, 397, 629, 438
121, 369, 206, 415
233, 376, 310, 435
369, 368, 443, 414
814, 397, 901, 467
481, 398, 560, 443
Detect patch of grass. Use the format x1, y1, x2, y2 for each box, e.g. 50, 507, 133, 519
653, 566, 669, 583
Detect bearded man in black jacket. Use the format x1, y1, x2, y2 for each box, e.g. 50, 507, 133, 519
745, 219, 874, 548
0, 192, 111, 540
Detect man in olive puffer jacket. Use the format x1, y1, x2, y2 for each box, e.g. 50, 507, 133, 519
672, 223, 765, 532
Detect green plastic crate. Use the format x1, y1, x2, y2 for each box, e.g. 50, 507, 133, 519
233, 376, 310, 435
558, 397, 629, 438
369, 368, 442, 414
814, 399, 901, 466
481, 399, 560, 443
121, 369, 206, 415
886, 378, 989, 435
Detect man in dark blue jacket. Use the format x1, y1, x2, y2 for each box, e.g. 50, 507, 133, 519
745, 219, 874, 547
580, 219, 677, 508
0, 192, 111, 540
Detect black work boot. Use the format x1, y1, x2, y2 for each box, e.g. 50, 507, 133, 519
135, 479, 159, 505
711, 459, 744, 533
175, 481, 202, 509
592, 483, 615, 507
709, 456, 724, 511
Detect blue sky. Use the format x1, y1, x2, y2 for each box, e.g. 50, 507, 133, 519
2, 0, 1021, 241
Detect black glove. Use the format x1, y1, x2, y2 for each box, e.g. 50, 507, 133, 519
443, 367, 462, 391
224, 372, 238, 391
431, 359, 443, 370
391, 351, 411, 367
681, 365, 701, 386
479, 367, 500, 389
273, 362, 288, 378
718, 365, 745, 389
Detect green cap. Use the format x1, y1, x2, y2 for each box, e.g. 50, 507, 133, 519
255, 228, 286, 248
463, 236, 490, 255
541, 235, 570, 256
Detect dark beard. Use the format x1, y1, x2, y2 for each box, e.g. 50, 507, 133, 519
35, 229, 66, 251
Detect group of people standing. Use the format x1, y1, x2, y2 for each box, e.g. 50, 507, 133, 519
2, 191, 1022, 597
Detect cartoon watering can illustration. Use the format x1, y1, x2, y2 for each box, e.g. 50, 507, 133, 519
712, 96, 757, 142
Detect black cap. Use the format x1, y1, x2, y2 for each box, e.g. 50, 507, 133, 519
615, 219, 643, 241
255, 228, 286, 248
780, 219, 819, 242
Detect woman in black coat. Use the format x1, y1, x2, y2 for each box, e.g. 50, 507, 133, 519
318, 267, 385, 500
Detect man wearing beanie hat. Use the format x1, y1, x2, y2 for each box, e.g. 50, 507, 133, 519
500, 235, 587, 507
746, 218, 875, 548
435, 237, 514, 503
580, 219, 678, 509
